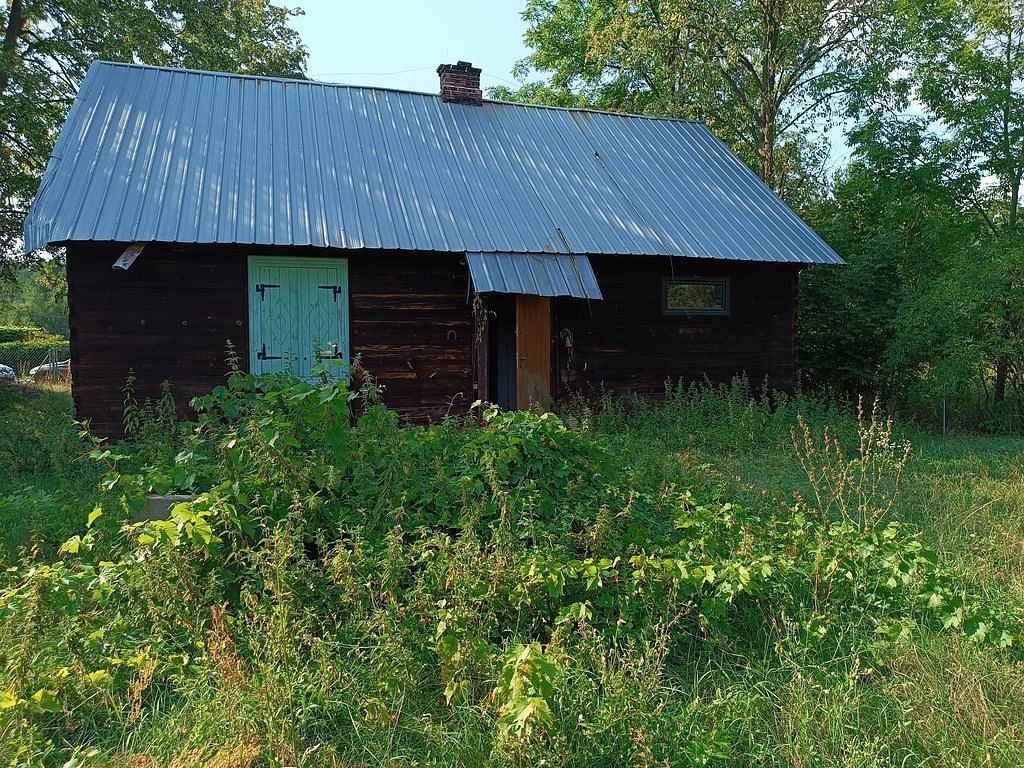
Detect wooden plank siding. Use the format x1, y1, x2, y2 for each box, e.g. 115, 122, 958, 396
67, 244, 474, 436
348, 252, 474, 419
66, 245, 799, 436
552, 256, 801, 401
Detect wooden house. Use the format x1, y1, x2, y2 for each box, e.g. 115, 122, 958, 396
25, 60, 843, 436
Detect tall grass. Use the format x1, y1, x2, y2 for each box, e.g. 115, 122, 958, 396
0, 381, 99, 561
0, 375, 1021, 766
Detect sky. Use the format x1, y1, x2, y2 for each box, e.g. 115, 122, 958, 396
288, 1, 852, 167
289, 1, 532, 94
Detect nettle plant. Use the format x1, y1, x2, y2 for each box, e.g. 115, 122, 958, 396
786, 400, 1017, 646
1, 375, 1021, 764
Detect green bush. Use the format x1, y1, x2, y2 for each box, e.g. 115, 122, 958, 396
0, 384, 98, 563
0, 326, 48, 343
0, 373, 1020, 765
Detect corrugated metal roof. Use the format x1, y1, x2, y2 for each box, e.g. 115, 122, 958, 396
25, 61, 845, 265
467, 252, 602, 299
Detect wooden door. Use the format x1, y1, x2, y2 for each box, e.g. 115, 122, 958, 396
515, 295, 551, 409
248, 256, 349, 379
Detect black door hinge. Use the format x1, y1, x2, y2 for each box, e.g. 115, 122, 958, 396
318, 285, 343, 302
256, 342, 281, 361
255, 283, 280, 300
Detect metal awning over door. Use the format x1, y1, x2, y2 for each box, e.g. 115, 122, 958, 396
466, 252, 603, 299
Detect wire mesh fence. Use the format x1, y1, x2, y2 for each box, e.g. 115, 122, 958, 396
0, 343, 71, 384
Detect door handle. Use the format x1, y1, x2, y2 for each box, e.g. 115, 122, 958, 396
316, 344, 344, 361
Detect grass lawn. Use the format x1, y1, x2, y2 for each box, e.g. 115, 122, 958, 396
0, 382, 102, 560
1, 378, 1022, 766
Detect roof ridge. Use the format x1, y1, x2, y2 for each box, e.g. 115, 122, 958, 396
92, 59, 319, 86
89, 60, 704, 126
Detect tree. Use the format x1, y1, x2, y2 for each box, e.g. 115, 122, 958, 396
906, 0, 1024, 403
801, 117, 980, 397
495, 0, 886, 196
0, 0, 307, 265
802, 108, 1024, 428
0, 260, 67, 334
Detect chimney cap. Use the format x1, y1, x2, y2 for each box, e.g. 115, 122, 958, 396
437, 60, 480, 75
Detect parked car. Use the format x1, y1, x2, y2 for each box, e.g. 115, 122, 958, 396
0, 364, 15, 382
29, 359, 70, 380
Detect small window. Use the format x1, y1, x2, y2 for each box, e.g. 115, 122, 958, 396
662, 278, 729, 316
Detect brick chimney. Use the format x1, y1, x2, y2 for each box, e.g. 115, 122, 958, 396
437, 61, 482, 105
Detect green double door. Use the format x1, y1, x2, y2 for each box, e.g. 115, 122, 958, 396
247, 256, 349, 380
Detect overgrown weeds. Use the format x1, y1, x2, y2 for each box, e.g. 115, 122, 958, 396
0, 374, 1022, 766
791, 399, 912, 530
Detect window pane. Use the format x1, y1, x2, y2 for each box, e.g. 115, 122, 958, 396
663, 279, 728, 314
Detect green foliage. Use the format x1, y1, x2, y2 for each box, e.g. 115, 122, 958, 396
502, 0, 1023, 434
120, 371, 178, 442
0, 326, 44, 343
501, 0, 881, 196
802, 109, 1024, 432
0, 0, 308, 262
0, 263, 68, 333
0, 325, 64, 343
493, 643, 558, 739
907, 0, 1024, 219
1, 376, 1021, 765
798, 0, 1024, 431
0, 383, 98, 562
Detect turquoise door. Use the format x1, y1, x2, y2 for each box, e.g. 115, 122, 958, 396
247, 256, 349, 379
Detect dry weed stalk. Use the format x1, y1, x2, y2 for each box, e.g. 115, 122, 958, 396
203, 739, 261, 768
167, 749, 205, 768
116, 757, 158, 768
126, 658, 157, 725
208, 602, 245, 687
791, 397, 912, 530
115, 740, 262, 768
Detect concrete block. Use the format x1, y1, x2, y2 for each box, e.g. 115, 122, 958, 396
133, 494, 197, 522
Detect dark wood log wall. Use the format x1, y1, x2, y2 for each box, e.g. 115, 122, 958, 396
348, 251, 474, 419
67, 245, 798, 435
67, 244, 473, 436
67, 243, 248, 437
553, 256, 801, 401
